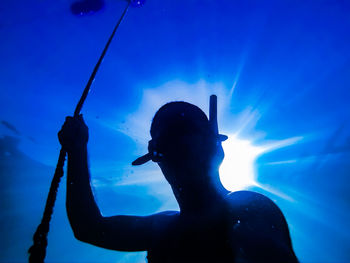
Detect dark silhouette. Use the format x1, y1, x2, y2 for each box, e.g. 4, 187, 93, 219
58, 97, 299, 262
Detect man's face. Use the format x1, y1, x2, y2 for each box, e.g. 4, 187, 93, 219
157, 132, 224, 186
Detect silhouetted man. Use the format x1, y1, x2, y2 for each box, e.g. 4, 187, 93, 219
58, 96, 299, 262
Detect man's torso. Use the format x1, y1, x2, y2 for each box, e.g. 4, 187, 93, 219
146, 191, 298, 263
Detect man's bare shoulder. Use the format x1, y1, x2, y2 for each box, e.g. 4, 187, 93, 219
226, 190, 273, 203
226, 190, 283, 218
225, 190, 297, 261
225, 190, 293, 242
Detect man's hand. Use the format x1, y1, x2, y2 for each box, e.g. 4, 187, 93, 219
58, 115, 89, 152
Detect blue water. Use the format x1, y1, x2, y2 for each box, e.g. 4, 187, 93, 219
1, 0, 349, 262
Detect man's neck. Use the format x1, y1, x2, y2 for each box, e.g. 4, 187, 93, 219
171, 172, 229, 216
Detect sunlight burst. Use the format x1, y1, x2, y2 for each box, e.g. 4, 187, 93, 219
220, 134, 302, 192
220, 134, 265, 192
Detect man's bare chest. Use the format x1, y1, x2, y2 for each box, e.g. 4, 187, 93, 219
147, 215, 235, 262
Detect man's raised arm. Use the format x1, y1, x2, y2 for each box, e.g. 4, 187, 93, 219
58, 116, 156, 251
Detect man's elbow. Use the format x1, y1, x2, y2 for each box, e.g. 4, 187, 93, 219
66, 208, 103, 241
73, 228, 90, 243
71, 223, 101, 245
68, 216, 101, 244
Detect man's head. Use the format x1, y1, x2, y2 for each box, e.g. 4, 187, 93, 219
150, 101, 214, 164
133, 99, 227, 179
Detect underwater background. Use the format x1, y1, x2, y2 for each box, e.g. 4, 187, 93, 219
1, 0, 350, 262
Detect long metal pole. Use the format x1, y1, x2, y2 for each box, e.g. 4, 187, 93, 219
74, 1, 130, 116
28, 2, 130, 262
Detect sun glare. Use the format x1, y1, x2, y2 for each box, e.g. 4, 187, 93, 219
220, 133, 303, 192
220, 134, 266, 192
